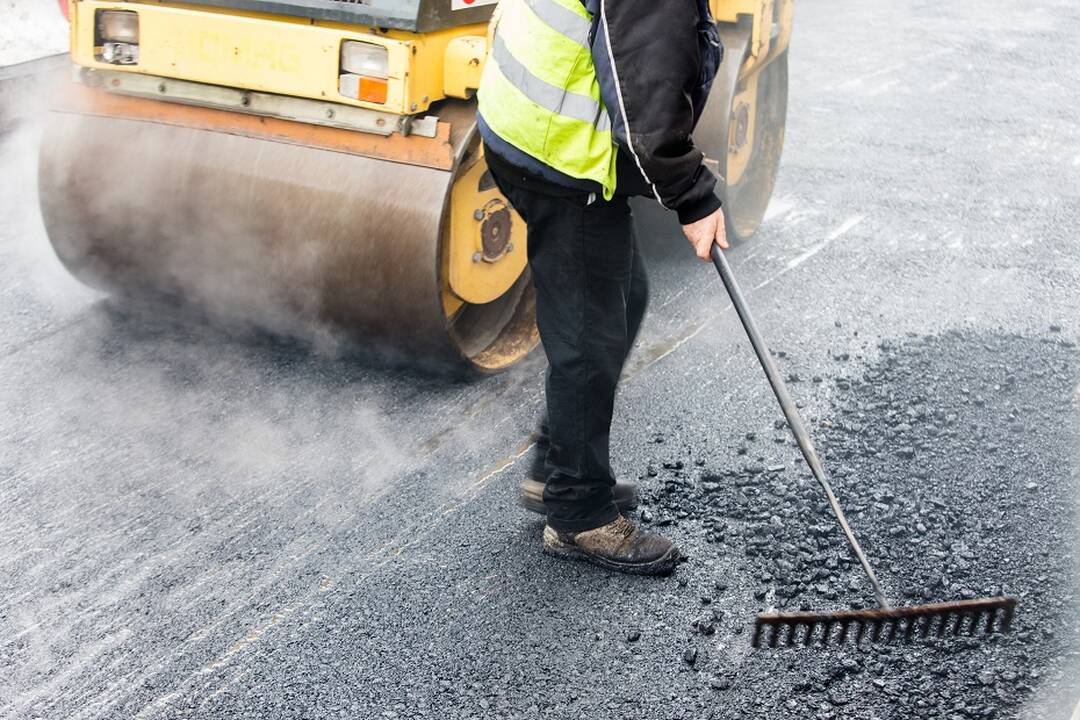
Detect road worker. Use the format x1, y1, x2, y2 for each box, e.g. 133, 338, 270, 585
478, 0, 727, 575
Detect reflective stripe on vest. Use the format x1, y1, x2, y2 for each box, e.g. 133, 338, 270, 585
477, 0, 619, 199
489, 35, 611, 134
525, 0, 590, 49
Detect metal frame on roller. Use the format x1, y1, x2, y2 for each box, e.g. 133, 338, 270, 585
79, 68, 440, 138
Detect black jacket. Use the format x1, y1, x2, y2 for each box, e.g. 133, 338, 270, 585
586, 0, 722, 223
480, 0, 722, 224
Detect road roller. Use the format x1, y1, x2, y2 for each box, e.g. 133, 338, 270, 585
40, 0, 792, 371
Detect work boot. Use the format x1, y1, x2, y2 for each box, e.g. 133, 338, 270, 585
542, 515, 681, 576
520, 444, 638, 515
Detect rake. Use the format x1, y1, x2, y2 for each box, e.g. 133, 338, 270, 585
709, 245, 1017, 648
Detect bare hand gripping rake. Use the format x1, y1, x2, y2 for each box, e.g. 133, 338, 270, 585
709, 245, 1017, 648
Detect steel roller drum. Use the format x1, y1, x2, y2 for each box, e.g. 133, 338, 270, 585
38, 88, 537, 371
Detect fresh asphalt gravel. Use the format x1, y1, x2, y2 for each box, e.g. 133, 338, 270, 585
1, 0, 1079, 718
643, 331, 1079, 719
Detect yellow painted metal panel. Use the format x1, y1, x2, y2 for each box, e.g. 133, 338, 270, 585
712, 0, 769, 59
711, 0, 792, 74
711, 0, 762, 24
69, 0, 487, 115
443, 35, 485, 99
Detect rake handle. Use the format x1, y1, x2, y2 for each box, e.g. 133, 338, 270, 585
710, 244, 891, 610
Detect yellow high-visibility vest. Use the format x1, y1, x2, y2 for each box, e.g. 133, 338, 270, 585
477, 0, 619, 200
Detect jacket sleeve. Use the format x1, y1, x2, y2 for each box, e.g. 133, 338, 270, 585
590, 0, 722, 224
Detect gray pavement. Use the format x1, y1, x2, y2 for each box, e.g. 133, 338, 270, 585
1, 0, 1079, 718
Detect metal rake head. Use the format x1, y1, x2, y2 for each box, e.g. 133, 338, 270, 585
752, 596, 1017, 648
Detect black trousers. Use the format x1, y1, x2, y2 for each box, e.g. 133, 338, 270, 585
491, 169, 649, 531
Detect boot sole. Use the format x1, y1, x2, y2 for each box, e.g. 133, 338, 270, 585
520, 479, 638, 516
542, 536, 680, 577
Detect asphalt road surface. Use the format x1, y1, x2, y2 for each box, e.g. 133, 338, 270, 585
2, 0, 1079, 718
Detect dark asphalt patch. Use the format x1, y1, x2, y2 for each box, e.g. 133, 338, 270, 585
640, 331, 1079, 719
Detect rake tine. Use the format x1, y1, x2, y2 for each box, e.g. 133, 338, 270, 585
768, 622, 781, 648
786, 621, 799, 646
836, 620, 850, 646
885, 618, 899, 642
803, 622, 816, 647
919, 613, 932, 638
967, 610, 980, 636
820, 619, 835, 647
952, 611, 966, 635
935, 612, 949, 638
1002, 603, 1015, 632
752, 621, 763, 648
984, 608, 998, 635
903, 617, 917, 643
854, 619, 867, 646
870, 619, 884, 642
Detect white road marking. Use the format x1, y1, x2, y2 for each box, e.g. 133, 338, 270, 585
772, 214, 865, 279
468, 434, 537, 490
133, 607, 295, 719
649, 214, 865, 367
865, 78, 902, 97
655, 285, 688, 312
204, 669, 249, 703
367, 432, 538, 567
827, 215, 866, 242
828, 47, 953, 91
763, 195, 799, 222
928, 72, 961, 93
643, 310, 724, 366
